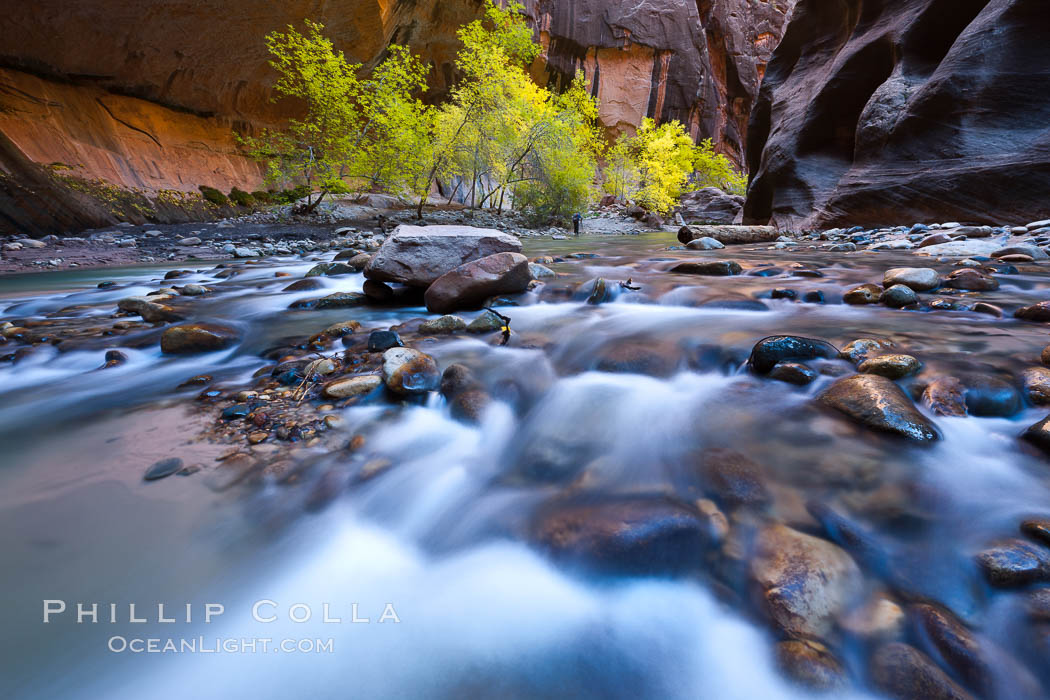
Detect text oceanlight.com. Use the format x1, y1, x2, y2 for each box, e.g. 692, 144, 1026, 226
107, 636, 335, 654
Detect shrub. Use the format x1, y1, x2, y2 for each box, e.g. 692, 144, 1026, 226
198, 185, 229, 206
228, 187, 256, 207
272, 184, 312, 204
251, 190, 273, 203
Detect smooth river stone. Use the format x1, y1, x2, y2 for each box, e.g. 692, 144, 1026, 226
818, 374, 940, 442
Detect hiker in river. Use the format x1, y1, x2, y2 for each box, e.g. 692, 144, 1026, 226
572, 212, 582, 236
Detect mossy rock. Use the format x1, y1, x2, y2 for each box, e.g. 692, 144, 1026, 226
228, 187, 255, 207
198, 185, 229, 206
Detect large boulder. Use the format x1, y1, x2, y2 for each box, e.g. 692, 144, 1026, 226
743, 0, 1050, 230
424, 252, 531, 313
678, 187, 744, 224
363, 225, 521, 287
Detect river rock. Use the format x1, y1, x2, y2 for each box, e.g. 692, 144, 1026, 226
774, 640, 846, 691
419, 315, 467, 334
315, 292, 369, 309
283, 278, 324, 292
363, 225, 521, 287
685, 236, 725, 250
751, 524, 861, 639
528, 263, 556, 279
424, 252, 531, 313
946, 268, 999, 291
819, 374, 940, 442
911, 602, 1044, 698
748, 335, 838, 374
160, 323, 239, 354
381, 347, 439, 395
881, 284, 919, 308
844, 283, 882, 304
922, 376, 968, 417
1021, 367, 1050, 405
870, 643, 974, 700
958, 374, 1021, 417
117, 296, 183, 323
859, 354, 920, 379
321, 320, 361, 338
669, 260, 742, 276
1023, 415, 1050, 455
993, 245, 1049, 260
1016, 302, 1050, 322
144, 457, 183, 481
466, 310, 505, 333
840, 338, 895, 364
696, 448, 770, 507
179, 283, 208, 296
322, 374, 382, 399
306, 262, 355, 277
1042, 345, 1050, 367
884, 267, 939, 291
530, 496, 711, 575
977, 539, 1050, 587
593, 340, 681, 377
769, 361, 817, 385
676, 225, 778, 246
367, 330, 403, 352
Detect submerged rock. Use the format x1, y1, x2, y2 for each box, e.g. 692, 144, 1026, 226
160, 323, 239, 354
144, 457, 183, 481
840, 338, 895, 364
669, 260, 742, 276
881, 284, 919, 308
117, 296, 183, 323
748, 335, 838, 374
418, 315, 467, 334
946, 268, 999, 291
424, 252, 531, 313
922, 377, 968, 417
977, 539, 1050, 587
774, 640, 846, 691
870, 643, 974, 700
1015, 302, 1050, 322
769, 361, 817, 385
751, 524, 861, 638
530, 496, 712, 575
818, 374, 939, 442
696, 448, 770, 507
367, 330, 403, 353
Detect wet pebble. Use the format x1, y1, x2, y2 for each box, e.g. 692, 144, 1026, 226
844, 283, 882, 304
870, 642, 974, 700
883, 267, 940, 291
381, 347, 440, 395
769, 361, 817, 385
748, 336, 838, 374
669, 260, 742, 276
881, 284, 918, 308
774, 640, 846, 691
367, 330, 403, 352
819, 374, 940, 442
977, 539, 1050, 587
144, 457, 183, 481
322, 374, 382, 399
859, 354, 920, 379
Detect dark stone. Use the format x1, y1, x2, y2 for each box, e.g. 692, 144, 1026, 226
1021, 519, 1050, 548
222, 404, 250, 420
367, 330, 403, 353
693, 297, 768, 311
313, 292, 369, 309
976, 539, 1050, 587
923, 376, 968, 417
529, 495, 712, 575
669, 260, 742, 276
160, 323, 239, 354
774, 640, 846, 691
802, 290, 825, 303
958, 374, 1021, 417
771, 288, 797, 300
870, 643, 974, 700
424, 252, 531, 314
748, 335, 838, 374
144, 457, 183, 481
881, 284, 918, 308
946, 269, 999, 291
1016, 302, 1050, 323
305, 262, 355, 277
696, 448, 770, 507
282, 278, 324, 292
769, 361, 817, 385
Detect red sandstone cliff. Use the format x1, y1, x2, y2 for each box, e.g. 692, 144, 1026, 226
0, 0, 795, 235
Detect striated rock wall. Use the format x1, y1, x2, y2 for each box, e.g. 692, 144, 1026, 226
743, 0, 1050, 230
0, 0, 796, 235
527, 0, 795, 164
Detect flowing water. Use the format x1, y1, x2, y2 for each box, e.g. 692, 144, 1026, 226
2, 231, 1050, 698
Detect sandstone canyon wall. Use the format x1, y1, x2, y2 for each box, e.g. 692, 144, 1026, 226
0, 0, 795, 235
743, 0, 1050, 230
